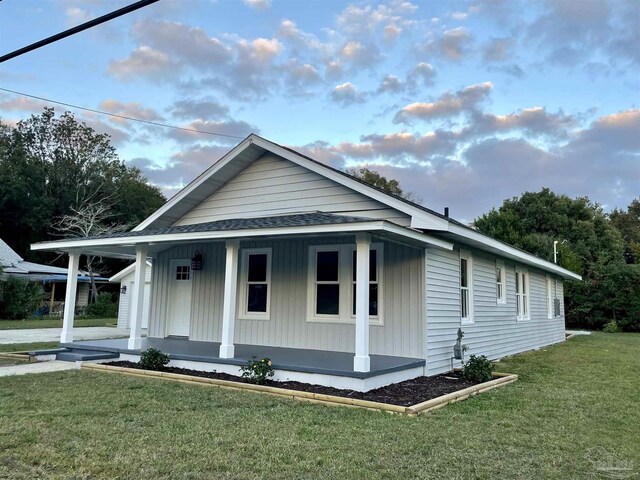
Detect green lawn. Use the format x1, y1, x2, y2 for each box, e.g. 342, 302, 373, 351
0, 333, 638, 479
0, 342, 60, 353
0, 317, 116, 330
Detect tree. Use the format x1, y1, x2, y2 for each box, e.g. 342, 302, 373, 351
474, 188, 638, 331
53, 201, 130, 303
610, 198, 640, 264
346, 167, 422, 203
0, 108, 165, 267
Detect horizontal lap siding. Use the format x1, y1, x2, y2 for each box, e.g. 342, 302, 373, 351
425, 246, 566, 375
148, 237, 423, 358
174, 154, 411, 227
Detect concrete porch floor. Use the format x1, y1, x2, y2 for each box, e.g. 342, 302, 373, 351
60, 337, 425, 379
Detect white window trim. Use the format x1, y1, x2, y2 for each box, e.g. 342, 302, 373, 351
546, 275, 554, 319
515, 266, 530, 321
307, 243, 383, 325
460, 250, 474, 324
238, 248, 272, 321
496, 260, 506, 305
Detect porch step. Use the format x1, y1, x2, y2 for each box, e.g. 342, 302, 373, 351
55, 349, 120, 362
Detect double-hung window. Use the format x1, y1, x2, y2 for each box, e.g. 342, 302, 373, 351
460, 251, 474, 323
239, 248, 272, 320
515, 267, 530, 321
496, 261, 506, 305
308, 244, 382, 324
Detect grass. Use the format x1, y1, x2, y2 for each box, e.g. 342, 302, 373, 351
0, 333, 638, 479
0, 342, 60, 353
0, 317, 116, 330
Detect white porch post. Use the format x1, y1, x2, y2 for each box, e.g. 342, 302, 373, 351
354, 233, 371, 372
219, 239, 239, 359
60, 251, 80, 344
128, 244, 148, 350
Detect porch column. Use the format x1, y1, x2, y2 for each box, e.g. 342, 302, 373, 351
128, 244, 148, 350
354, 233, 371, 372
60, 251, 80, 344
219, 239, 239, 359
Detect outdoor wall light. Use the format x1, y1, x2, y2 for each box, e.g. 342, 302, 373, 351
191, 250, 203, 270
120, 285, 127, 294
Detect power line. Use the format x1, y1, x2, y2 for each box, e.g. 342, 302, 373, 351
0, 0, 160, 63
0, 87, 246, 140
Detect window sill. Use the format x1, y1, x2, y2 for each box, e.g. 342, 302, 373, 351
307, 317, 383, 326
238, 314, 270, 321
461, 318, 474, 325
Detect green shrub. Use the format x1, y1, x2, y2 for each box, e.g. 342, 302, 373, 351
240, 357, 274, 385
0, 277, 45, 320
86, 292, 118, 317
462, 355, 494, 382
602, 321, 620, 333
139, 348, 169, 370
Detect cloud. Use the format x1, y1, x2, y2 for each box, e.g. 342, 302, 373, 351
376, 75, 403, 94
0, 96, 50, 113
170, 98, 230, 121
65, 6, 93, 25
406, 62, 437, 90
331, 82, 366, 106
423, 27, 472, 61
338, 41, 383, 68
107, 46, 176, 80
243, 0, 271, 10
165, 119, 258, 144
482, 37, 514, 63
464, 107, 577, 139
394, 82, 492, 123
97, 100, 163, 123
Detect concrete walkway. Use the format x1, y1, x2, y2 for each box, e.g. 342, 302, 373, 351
0, 361, 78, 377
0, 327, 145, 344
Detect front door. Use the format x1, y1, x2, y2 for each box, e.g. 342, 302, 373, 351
167, 260, 192, 337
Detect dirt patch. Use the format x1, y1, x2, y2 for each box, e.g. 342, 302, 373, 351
104, 360, 481, 407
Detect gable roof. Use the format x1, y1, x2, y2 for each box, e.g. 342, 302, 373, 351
133, 134, 449, 232
109, 260, 152, 283
1, 238, 68, 275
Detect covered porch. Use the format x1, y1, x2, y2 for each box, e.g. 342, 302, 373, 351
59, 336, 426, 390
32, 213, 453, 388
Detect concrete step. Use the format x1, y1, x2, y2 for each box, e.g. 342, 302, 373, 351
56, 350, 120, 362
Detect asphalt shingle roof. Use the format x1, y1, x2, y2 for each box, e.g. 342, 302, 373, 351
74, 212, 374, 241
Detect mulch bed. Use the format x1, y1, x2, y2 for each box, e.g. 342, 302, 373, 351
104, 360, 481, 407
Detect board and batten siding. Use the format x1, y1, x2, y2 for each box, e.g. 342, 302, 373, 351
116, 266, 153, 329
425, 246, 566, 375
148, 236, 424, 358
174, 154, 411, 227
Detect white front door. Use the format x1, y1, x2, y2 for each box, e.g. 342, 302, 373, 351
167, 260, 193, 337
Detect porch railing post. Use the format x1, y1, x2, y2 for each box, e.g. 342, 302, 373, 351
128, 244, 148, 350
60, 250, 80, 344
354, 232, 371, 372
220, 239, 239, 359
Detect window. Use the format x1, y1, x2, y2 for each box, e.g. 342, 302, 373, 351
496, 261, 506, 304
307, 244, 383, 324
516, 268, 530, 320
546, 275, 554, 319
239, 248, 271, 320
460, 251, 473, 323
175, 265, 191, 280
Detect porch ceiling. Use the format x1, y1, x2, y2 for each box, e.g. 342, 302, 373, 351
31, 212, 453, 259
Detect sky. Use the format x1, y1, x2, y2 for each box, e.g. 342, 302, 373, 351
0, 0, 638, 223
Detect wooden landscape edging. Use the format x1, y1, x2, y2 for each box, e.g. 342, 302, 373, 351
0, 352, 31, 362
80, 363, 517, 416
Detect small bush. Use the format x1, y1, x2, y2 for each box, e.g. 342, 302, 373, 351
240, 357, 274, 385
86, 292, 118, 317
139, 348, 169, 371
602, 321, 620, 333
0, 277, 45, 320
462, 354, 494, 382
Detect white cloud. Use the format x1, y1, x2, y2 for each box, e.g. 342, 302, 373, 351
243, 0, 271, 10
331, 82, 366, 106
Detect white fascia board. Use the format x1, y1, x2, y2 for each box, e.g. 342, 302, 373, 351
108, 260, 152, 283
132, 136, 255, 231
251, 136, 449, 231
32, 221, 453, 254
448, 223, 582, 281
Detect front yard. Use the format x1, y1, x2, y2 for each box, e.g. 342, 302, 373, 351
0, 333, 638, 479
0, 317, 116, 330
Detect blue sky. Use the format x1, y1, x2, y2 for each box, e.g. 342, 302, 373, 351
0, 0, 638, 221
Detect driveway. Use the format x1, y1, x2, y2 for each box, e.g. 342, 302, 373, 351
0, 327, 146, 344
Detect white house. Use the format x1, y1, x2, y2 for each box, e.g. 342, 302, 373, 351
109, 261, 152, 329
31, 135, 581, 391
